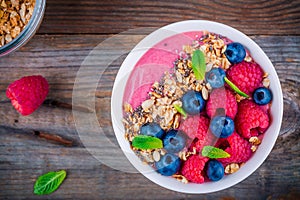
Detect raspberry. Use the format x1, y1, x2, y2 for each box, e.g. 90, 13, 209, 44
181, 155, 209, 183
235, 100, 270, 139
206, 88, 238, 119
189, 132, 216, 152
217, 132, 253, 166
226, 61, 263, 95
179, 115, 209, 140
6, 75, 49, 116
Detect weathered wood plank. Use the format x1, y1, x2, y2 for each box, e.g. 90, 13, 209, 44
38, 0, 300, 35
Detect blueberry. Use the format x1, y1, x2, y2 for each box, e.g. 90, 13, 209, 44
140, 122, 165, 139
225, 42, 246, 64
155, 153, 181, 176
205, 68, 226, 88
210, 116, 234, 138
206, 160, 224, 181
253, 87, 273, 105
163, 130, 186, 153
182, 90, 206, 115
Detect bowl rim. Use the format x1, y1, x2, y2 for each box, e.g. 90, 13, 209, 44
111, 20, 283, 194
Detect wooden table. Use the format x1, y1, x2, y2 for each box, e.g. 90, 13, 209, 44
1, 0, 299, 199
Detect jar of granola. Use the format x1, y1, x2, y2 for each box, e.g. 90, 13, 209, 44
0, 0, 46, 57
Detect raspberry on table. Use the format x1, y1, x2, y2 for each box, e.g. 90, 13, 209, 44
217, 132, 253, 166
181, 155, 209, 183
226, 61, 263, 95
180, 115, 209, 140
235, 100, 270, 139
206, 88, 238, 119
6, 75, 49, 116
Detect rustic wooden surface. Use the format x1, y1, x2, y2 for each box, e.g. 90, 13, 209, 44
0, 0, 300, 199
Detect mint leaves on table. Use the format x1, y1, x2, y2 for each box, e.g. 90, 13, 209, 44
34, 170, 67, 195
192, 49, 206, 80
202, 146, 230, 159
173, 104, 187, 119
224, 77, 249, 98
132, 135, 163, 150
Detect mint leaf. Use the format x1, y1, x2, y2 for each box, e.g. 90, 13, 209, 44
192, 49, 206, 80
132, 135, 163, 150
224, 77, 249, 98
173, 104, 187, 119
202, 146, 230, 159
34, 170, 66, 195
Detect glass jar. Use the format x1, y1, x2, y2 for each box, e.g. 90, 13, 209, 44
0, 0, 46, 57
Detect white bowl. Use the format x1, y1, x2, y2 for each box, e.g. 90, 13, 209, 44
111, 20, 283, 193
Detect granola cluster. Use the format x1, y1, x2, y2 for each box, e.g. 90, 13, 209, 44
0, 0, 35, 47
191, 31, 231, 70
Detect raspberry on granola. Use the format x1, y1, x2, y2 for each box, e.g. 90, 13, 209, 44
181, 155, 209, 183
206, 88, 238, 119
235, 99, 270, 139
226, 61, 263, 95
216, 132, 253, 166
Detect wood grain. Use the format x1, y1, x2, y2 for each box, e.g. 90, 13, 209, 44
38, 0, 300, 35
0, 34, 299, 199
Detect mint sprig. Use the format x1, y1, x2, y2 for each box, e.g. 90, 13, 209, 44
192, 49, 206, 80
34, 170, 67, 195
224, 77, 249, 98
202, 146, 230, 159
173, 104, 187, 119
132, 135, 163, 150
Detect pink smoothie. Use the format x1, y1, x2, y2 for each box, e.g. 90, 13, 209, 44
123, 31, 203, 109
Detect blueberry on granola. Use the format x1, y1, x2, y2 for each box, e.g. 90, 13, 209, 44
140, 122, 165, 139
155, 153, 181, 176
205, 68, 226, 88
225, 42, 246, 64
163, 130, 186, 153
182, 90, 206, 115
210, 116, 234, 138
